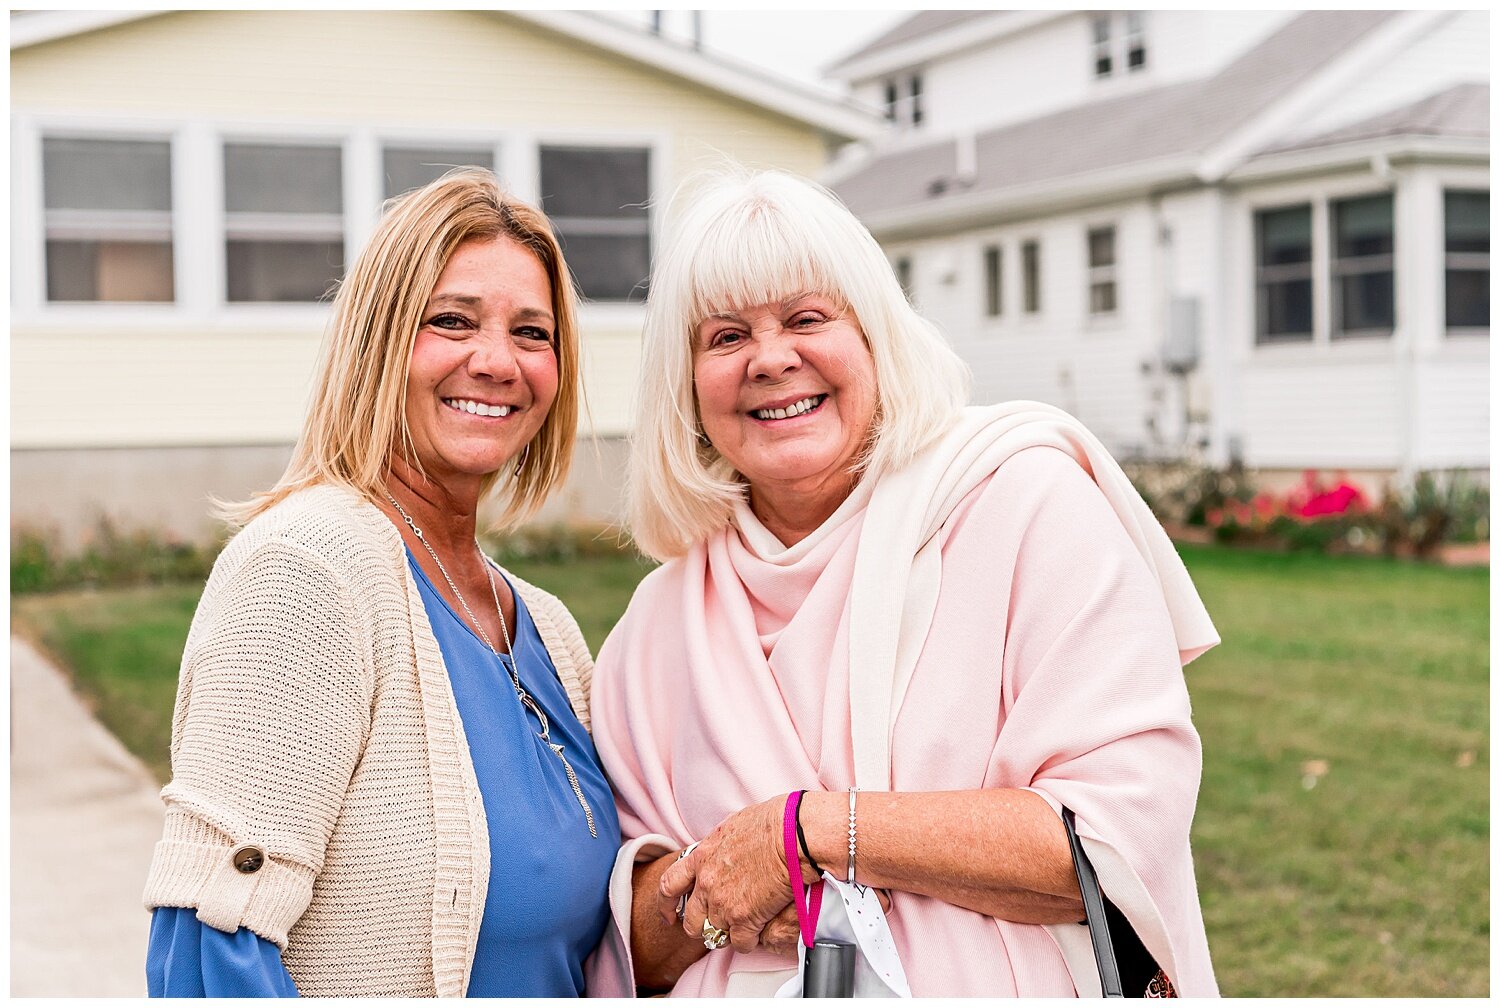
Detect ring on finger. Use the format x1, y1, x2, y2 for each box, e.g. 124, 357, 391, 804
701, 918, 729, 950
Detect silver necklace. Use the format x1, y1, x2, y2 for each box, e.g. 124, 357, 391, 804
386, 493, 597, 837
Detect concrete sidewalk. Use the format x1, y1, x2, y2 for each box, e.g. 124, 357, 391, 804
11, 636, 163, 997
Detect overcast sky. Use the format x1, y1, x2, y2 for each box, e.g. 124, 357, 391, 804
603, 9, 912, 94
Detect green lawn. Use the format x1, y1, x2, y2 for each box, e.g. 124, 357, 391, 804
11, 544, 1487, 996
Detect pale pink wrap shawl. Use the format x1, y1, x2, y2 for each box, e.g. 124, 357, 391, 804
588, 402, 1221, 996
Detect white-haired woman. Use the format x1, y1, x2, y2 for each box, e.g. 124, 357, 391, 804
142, 170, 631, 997
589, 168, 1222, 996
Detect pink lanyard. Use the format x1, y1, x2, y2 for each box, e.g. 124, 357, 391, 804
782, 790, 823, 948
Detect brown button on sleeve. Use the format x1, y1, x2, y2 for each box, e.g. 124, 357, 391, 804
232, 844, 265, 874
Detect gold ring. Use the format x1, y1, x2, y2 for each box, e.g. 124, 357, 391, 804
701, 918, 729, 950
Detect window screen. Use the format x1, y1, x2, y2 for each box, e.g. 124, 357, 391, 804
540, 146, 650, 302
1331, 193, 1394, 337
224, 142, 344, 302
1444, 189, 1488, 331
383, 146, 495, 201
1255, 205, 1313, 342
43, 137, 174, 302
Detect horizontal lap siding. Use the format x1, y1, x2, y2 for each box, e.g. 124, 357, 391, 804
1241, 360, 1400, 468
1416, 349, 1489, 468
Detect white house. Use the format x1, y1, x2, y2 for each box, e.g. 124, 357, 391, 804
10, 9, 881, 542
826, 10, 1489, 485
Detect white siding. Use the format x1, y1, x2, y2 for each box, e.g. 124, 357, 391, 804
900, 198, 1173, 455
1240, 357, 1403, 467
853, 11, 1292, 139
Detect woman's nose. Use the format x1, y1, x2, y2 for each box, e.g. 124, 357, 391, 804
748, 331, 801, 380
466, 330, 522, 380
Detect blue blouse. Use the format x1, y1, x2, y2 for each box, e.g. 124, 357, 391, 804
147, 550, 619, 997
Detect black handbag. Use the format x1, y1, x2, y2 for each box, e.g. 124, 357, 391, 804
1062, 808, 1177, 998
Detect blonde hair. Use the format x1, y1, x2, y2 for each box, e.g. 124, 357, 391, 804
220, 168, 580, 529
627, 167, 970, 560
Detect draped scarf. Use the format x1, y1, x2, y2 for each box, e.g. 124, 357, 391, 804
590, 402, 1220, 996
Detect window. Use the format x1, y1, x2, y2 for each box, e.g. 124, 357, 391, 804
1125, 12, 1147, 70
894, 256, 913, 298
1022, 239, 1041, 313
1087, 226, 1117, 315
881, 73, 925, 128
1255, 205, 1313, 343
1331, 193, 1394, 338
539, 146, 650, 302
1091, 15, 1112, 78
382, 145, 494, 201
224, 142, 344, 302
1092, 12, 1147, 78
1444, 189, 1488, 331
42, 137, 174, 302
983, 245, 1002, 317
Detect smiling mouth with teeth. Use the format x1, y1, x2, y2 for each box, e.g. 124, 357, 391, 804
750, 394, 827, 421
443, 397, 514, 418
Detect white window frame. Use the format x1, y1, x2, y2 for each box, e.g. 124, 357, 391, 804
1021, 237, 1042, 316
1440, 186, 1488, 338
220, 130, 348, 310
534, 128, 666, 307
1090, 12, 1148, 81
881, 71, 925, 129
982, 243, 1003, 319
1085, 223, 1118, 317
12, 115, 664, 330
1244, 177, 1410, 361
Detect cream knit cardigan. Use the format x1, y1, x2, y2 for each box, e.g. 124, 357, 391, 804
141, 484, 630, 997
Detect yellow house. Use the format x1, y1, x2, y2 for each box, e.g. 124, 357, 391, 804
10, 10, 880, 542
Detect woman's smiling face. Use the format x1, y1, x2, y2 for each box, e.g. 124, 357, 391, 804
403, 236, 558, 491
691, 292, 878, 518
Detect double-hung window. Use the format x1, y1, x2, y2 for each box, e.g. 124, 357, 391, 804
1254, 204, 1314, 343
881, 73, 924, 128
983, 245, 1002, 317
1092, 13, 1147, 79
224, 142, 344, 303
1443, 189, 1488, 331
382, 145, 494, 201
42, 136, 174, 302
1087, 226, 1117, 315
1022, 239, 1041, 314
1330, 193, 1394, 338
539, 145, 650, 302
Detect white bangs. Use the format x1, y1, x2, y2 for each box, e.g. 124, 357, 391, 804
680, 196, 845, 324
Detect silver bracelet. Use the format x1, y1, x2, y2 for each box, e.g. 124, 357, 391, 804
846, 787, 858, 885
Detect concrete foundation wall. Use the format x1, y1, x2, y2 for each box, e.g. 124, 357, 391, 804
11, 437, 631, 551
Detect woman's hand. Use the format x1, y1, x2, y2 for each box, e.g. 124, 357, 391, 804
657, 795, 796, 954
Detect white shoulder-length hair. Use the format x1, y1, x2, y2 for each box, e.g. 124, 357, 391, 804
627, 167, 970, 561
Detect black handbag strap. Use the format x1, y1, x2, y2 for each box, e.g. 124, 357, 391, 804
1062, 807, 1124, 998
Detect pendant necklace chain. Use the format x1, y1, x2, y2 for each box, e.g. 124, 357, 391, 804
386, 492, 597, 837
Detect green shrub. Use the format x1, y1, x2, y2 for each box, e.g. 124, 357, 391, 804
11, 521, 223, 595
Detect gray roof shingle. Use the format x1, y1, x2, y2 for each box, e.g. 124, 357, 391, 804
1260, 80, 1489, 155
835, 11, 1401, 218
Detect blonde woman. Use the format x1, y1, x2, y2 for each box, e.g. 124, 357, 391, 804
142, 170, 630, 996
590, 169, 1221, 996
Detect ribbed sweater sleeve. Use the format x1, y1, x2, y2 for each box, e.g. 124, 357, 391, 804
143, 538, 375, 950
